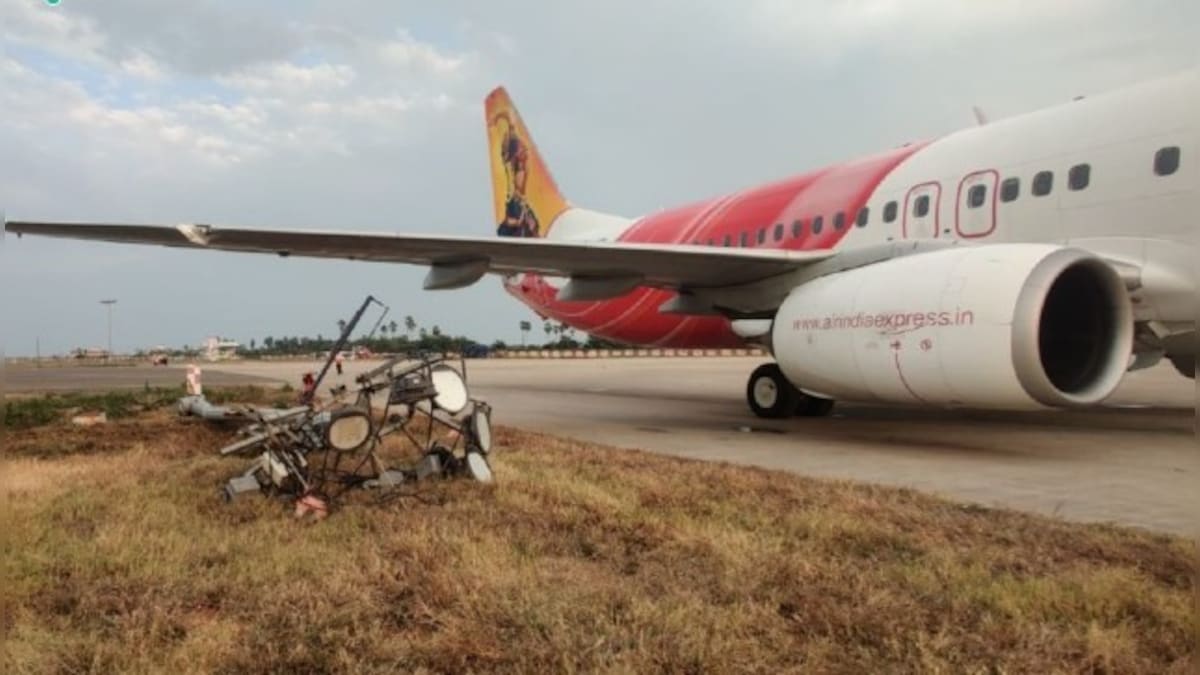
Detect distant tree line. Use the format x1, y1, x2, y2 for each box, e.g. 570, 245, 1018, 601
500, 320, 627, 352
250, 323, 469, 357
238, 316, 627, 358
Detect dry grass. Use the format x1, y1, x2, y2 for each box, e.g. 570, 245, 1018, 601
0, 409, 1194, 673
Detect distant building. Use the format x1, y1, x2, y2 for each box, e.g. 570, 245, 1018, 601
203, 336, 240, 361
73, 347, 110, 359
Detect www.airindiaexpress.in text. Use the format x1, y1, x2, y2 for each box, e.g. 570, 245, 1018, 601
792, 309, 976, 331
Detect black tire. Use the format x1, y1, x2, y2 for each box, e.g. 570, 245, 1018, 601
1169, 354, 1195, 379
747, 363, 800, 419
795, 394, 835, 417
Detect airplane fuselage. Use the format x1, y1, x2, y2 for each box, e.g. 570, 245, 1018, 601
507, 70, 1197, 351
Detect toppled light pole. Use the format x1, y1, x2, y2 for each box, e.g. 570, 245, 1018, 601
173, 295, 495, 514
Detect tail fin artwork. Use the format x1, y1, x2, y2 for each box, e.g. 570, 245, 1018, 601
485, 88, 569, 238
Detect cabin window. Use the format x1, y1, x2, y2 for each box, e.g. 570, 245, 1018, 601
791, 219, 803, 238
1000, 177, 1020, 202
883, 201, 898, 223
812, 215, 824, 234
757, 227, 766, 244
833, 212, 845, 230
773, 223, 784, 241
1068, 163, 1090, 191
1155, 146, 1180, 176
739, 232, 748, 247
967, 184, 987, 209
856, 207, 869, 227
723, 234, 732, 247
914, 195, 930, 218
1032, 170, 1053, 197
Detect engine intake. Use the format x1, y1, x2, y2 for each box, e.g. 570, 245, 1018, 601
1012, 251, 1132, 406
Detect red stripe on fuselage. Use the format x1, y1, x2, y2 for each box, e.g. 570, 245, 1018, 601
506, 140, 933, 347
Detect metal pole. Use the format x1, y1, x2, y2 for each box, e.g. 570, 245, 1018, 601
100, 299, 117, 360
312, 295, 382, 393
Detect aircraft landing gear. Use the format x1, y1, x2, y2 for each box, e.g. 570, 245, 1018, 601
747, 363, 797, 418
796, 393, 835, 417
1169, 353, 1195, 379
746, 363, 836, 419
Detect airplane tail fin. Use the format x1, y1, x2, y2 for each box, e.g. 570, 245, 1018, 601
485, 87, 569, 238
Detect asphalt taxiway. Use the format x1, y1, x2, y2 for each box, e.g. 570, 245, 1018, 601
7, 357, 1195, 534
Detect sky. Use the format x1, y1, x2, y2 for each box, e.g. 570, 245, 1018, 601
0, 0, 1197, 356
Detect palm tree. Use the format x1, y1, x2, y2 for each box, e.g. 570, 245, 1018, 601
431, 325, 442, 337
388, 320, 399, 337
336, 319, 347, 337
404, 315, 417, 338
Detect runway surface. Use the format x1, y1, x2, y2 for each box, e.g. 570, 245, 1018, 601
7, 357, 1196, 534
5, 363, 274, 392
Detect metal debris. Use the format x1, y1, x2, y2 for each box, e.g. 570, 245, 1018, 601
179, 296, 496, 514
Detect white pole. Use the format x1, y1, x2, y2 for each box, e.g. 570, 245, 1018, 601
100, 299, 117, 360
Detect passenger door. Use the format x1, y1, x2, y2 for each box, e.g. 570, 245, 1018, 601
902, 182, 941, 239
956, 170, 998, 238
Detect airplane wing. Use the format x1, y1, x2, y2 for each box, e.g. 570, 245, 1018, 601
3, 221, 832, 297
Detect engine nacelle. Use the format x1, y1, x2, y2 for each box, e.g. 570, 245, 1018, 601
771, 244, 1133, 409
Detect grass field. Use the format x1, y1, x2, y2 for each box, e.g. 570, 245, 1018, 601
1, 398, 1194, 673
2, 386, 296, 432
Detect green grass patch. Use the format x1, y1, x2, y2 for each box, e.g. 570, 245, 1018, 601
3, 386, 295, 431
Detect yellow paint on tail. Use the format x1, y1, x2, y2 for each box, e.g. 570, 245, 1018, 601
485, 88, 569, 238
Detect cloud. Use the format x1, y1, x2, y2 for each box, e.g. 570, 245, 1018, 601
376, 30, 467, 76
119, 52, 165, 81
217, 62, 356, 95
0, 0, 109, 66
748, 0, 1110, 47
68, 0, 303, 76
0, 8, 477, 180
0, 0, 302, 79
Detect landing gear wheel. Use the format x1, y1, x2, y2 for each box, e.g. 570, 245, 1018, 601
795, 394, 835, 417
747, 363, 800, 419
1169, 354, 1195, 379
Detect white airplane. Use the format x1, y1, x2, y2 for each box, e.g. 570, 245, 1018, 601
7, 69, 1197, 418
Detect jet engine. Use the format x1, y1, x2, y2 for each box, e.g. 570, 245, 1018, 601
771, 244, 1133, 409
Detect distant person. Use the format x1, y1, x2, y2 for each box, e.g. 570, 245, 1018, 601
335, 352, 345, 376
300, 372, 316, 405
